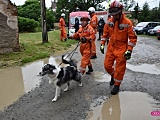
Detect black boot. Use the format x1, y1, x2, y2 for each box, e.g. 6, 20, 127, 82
86, 66, 93, 75
90, 55, 97, 59
109, 76, 114, 86
111, 85, 119, 95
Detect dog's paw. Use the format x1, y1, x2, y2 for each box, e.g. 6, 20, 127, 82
52, 97, 57, 102
79, 82, 83, 87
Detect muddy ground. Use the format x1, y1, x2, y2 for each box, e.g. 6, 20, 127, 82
0, 36, 160, 120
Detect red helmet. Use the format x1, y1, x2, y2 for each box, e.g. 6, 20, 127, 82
80, 15, 90, 21
109, 1, 123, 15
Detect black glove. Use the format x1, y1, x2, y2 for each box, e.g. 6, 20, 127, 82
80, 37, 87, 43
100, 44, 105, 54
124, 50, 132, 60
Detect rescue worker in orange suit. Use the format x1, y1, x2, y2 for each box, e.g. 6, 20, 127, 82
70, 15, 96, 75
59, 13, 67, 42
106, 13, 112, 45
100, 1, 137, 95
88, 7, 98, 59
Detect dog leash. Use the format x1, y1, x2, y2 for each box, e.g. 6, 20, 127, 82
58, 41, 81, 66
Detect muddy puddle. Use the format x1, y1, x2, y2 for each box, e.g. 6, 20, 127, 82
87, 91, 160, 120
127, 63, 160, 75
0, 56, 66, 111
1, 57, 160, 112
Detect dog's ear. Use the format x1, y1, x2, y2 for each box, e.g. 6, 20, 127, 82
49, 64, 56, 70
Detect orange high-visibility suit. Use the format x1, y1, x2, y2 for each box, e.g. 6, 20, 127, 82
73, 24, 96, 73
90, 13, 98, 57
101, 14, 137, 86
59, 17, 67, 41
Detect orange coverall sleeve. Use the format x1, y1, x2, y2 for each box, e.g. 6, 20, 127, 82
127, 21, 137, 51
101, 23, 109, 45
90, 14, 98, 31
59, 18, 65, 30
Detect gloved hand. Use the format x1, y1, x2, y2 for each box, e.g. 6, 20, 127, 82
80, 37, 87, 43
100, 44, 105, 54
68, 36, 73, 39
124, 50, 132, 60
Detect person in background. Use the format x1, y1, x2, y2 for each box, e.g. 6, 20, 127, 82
88, 7, 98, 59
74, 16, 79, 33
100, 0, 137, 95
59, 13, 67, 42
98, 16, 105, 41
70, 15, 95, 75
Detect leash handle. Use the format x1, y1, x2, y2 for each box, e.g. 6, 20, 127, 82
58, 41, 80, 67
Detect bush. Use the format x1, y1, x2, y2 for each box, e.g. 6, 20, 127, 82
18, 17, 40, 32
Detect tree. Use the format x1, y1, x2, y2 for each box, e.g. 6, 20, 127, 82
18, 0, 41, 21
131, 3, 139, 20
119, 0, 136, 11
138, 2, 151, 22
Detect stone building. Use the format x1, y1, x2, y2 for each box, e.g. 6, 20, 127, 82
0, 0, 20, 53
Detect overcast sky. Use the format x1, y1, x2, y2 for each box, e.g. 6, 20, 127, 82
10, 0, 160, 9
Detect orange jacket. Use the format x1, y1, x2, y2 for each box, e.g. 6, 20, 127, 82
73, 24, 95, 69
101, 14, 137, 51
73, 24, 96, 54
59, 17, 66, 30
59, 17, 67, 40
90, 13, 98, 33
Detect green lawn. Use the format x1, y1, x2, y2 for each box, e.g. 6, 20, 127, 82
0, 30, 77, 68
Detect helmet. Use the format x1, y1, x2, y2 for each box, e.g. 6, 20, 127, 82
88, 7, 95, 15
109, 1, 123, 15
61, 13, 65, 17
80, 15, 90, 21
100, 16, 104, 19
75, 16, 78, 19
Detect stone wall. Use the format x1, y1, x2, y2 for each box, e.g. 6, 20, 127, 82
0, 0, 19, 53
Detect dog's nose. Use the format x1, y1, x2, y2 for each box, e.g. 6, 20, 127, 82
39, 72, 44, 76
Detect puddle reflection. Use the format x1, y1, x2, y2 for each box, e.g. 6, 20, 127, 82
0, 56, 61, 111
87, 92, 160, 120
127, 63, 160, 75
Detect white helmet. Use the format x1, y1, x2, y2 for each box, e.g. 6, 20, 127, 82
100, 16, 104, 19
88, 7, 95, 13
61, 13, 65, 17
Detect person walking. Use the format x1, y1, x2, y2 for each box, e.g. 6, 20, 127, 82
88, 7, 98, 59
100, 0, 137, 95
59, 13, 67, 42
70, 15, 95, 75
98, 16, 105, 40
74, 16, 80, 33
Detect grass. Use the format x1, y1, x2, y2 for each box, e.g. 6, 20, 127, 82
0, 30, 77, 68
138, 34, 157, 39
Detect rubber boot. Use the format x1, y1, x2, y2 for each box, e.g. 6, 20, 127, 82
86, 66, 93, 75
111, 85, 119, 95
109, 76, 114, 86
90, 55, 97, 59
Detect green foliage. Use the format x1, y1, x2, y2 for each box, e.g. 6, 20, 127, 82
138, 2, 151, 22
46, 8, 55, 30
18, 17, 40, 32
18, 0, 41, 21
18, 0, 55, 32
131, 1, 160, 23
0, 31, 78, 68
120, 0, 136, 11
131, 3, 139, 19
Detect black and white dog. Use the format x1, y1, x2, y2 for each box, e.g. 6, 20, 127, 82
39, 54, 82, 102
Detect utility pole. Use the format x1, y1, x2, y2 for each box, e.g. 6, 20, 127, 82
40, 0, 48, 43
